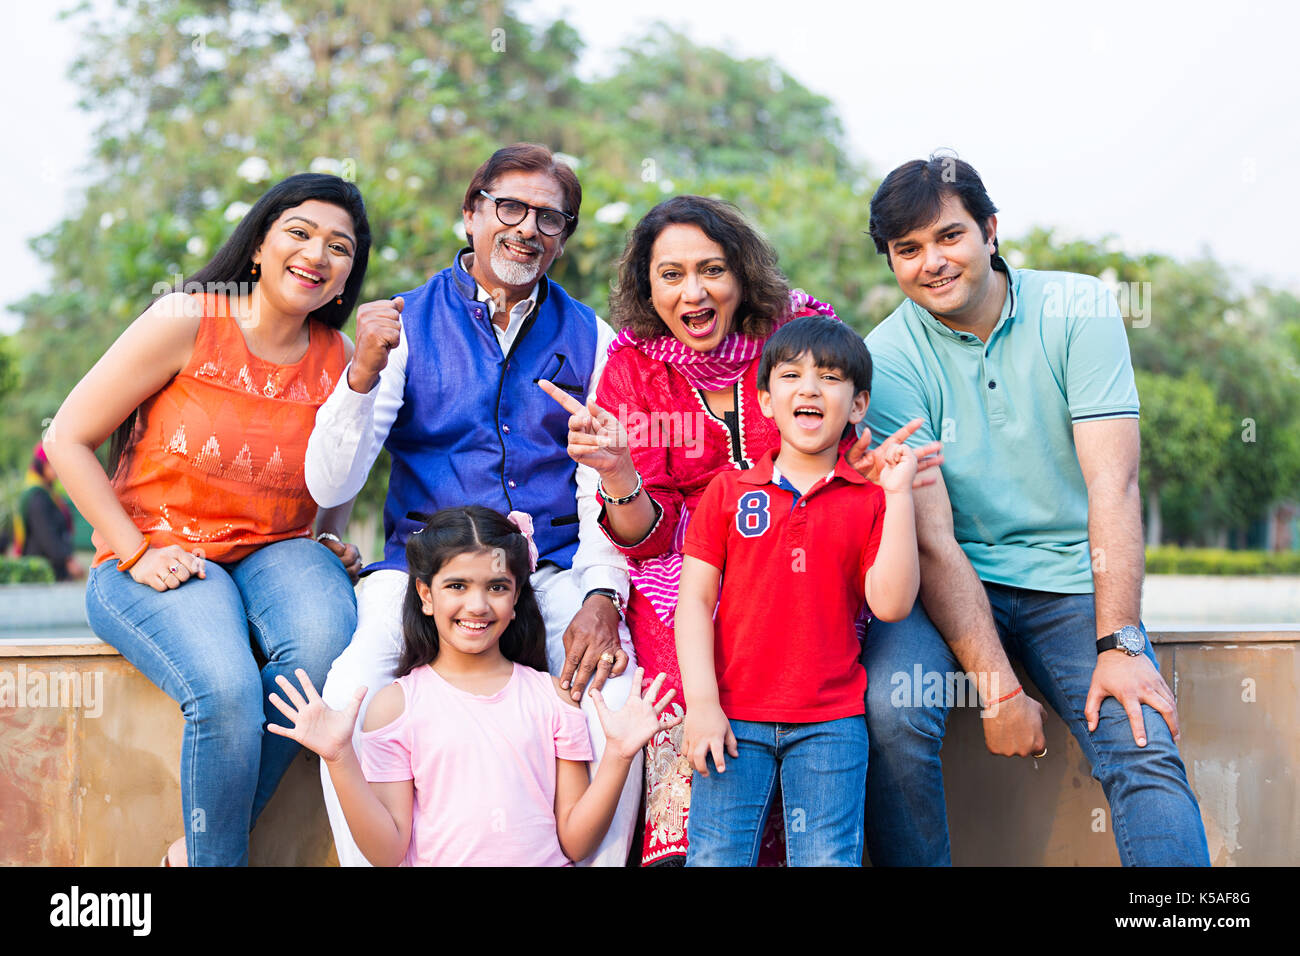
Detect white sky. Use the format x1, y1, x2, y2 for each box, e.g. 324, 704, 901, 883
4, 0, 1298, 333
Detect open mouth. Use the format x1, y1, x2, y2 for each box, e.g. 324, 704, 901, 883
454, 619, 493, 634
924, 275, 957, 291
680, 309, 717, 338
499, 237, 540, 261
288, 266, 324, 287
793, 405, 824, 431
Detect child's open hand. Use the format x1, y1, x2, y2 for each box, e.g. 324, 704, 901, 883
847, 418, 943, 490
590, 668, 682, 761
267, 668, 366, 765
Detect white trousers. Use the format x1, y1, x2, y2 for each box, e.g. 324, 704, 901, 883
320, 566, 641, 866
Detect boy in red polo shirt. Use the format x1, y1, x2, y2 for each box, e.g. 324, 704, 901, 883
676, 316, 941, 866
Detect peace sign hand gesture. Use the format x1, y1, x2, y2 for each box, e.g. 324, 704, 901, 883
847, 418, 944, 490
538, 379, 633, 480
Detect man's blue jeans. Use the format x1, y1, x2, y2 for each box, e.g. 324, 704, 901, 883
863, 584, 1210, 866
86, 537, 356, 866
686, 715, 868, 866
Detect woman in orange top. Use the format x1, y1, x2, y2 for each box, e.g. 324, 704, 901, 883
46, 173, 370, 866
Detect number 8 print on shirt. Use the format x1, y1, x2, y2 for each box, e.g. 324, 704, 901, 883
735, 490, 771, 538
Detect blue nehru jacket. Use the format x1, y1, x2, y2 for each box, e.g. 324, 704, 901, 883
367, 251, 598, 574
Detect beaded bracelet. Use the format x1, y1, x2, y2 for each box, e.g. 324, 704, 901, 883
598, 472, 643, 506
116, 537, 151, 572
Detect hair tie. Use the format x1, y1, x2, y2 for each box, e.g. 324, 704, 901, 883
506, 511, 539, 573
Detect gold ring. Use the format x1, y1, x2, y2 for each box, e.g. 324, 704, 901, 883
599, 651, 616, 665
1033, 747, 1048, 758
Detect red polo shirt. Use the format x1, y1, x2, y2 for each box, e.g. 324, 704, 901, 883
683, 447, 886, 722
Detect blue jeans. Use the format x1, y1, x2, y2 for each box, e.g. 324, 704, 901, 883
85, 536, 356, 866
686, 715, 868, 866
862, 584, 1210, 866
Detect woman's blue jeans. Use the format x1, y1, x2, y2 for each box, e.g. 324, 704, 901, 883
862, 583, 1210, 866
86, 536, 356, 866
685, 715, 868, 866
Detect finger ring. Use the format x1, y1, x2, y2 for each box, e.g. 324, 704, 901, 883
168, 564, 180, 575
599, 651, 616, 665
1033, 747, 1048, 758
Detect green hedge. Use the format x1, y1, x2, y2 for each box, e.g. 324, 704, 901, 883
0, 556, 56, 584
1146, 547, 1300, 575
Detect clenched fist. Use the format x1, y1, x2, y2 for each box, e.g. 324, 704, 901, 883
348, 296, 403, 393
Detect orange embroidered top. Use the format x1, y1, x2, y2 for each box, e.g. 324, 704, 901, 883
92, 296, 347, 567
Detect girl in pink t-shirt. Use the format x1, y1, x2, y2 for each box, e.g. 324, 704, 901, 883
269, 505, 679, 866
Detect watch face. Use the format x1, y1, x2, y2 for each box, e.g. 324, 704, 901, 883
1117, 625, 1144, 655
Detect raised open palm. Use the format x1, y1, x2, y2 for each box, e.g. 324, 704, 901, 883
590, 668, 682, 761
267, 669, 366, 764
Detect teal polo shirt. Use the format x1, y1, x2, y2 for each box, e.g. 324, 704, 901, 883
863, 257, 1139, 594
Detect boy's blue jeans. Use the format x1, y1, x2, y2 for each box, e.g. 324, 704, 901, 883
862, 583, 1210, 866
685, 714, 868, 866
86, 536, 357, 866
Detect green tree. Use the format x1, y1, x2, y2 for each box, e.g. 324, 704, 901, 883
1135, 370, 1233, 546
10, 1, 872, 530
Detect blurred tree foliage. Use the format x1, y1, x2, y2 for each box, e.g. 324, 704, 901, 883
5, 0, 1297, 548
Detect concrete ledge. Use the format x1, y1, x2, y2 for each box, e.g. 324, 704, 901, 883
2, 628, 1296, 866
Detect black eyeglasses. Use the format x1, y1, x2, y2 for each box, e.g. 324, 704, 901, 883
478, 190, 574, 237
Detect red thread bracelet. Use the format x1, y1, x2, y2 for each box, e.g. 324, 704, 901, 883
995, 684, 1023, 705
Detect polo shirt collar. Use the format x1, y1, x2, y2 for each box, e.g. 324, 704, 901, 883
739, 446, 869, 489
907, 255, 1018, 345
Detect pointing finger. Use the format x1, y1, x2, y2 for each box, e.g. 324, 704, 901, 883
538, 379, 586, 415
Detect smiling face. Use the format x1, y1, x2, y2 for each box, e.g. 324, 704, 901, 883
252, 199, 357, 317
758, 351, 868, 457
463, 169, 568, 295
414, 549, 517, 662
887, 192, 1001, 329
648, 223, 742, 353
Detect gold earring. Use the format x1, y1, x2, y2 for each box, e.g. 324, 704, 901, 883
251, 262, 259, 277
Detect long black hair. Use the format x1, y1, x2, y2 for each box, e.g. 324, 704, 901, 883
399, 506, 548, 677
107, 173, 371, 477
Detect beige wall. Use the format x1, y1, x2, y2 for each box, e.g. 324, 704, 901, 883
2, 629, 1296, 866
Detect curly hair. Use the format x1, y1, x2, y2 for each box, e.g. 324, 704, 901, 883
610, 196, 791, 340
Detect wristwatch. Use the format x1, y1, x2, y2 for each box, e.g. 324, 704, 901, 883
1097, 624, 1145, 656
584, 588, 626, 619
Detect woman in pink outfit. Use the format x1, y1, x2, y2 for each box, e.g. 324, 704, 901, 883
541, 196, 840, 865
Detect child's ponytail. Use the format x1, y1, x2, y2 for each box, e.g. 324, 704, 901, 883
399, 506, 549, 677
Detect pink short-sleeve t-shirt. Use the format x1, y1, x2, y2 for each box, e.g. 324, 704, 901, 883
358, 662, 594, 867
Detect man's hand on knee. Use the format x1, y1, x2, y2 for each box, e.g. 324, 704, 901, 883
981, 691, 1047, 757
1085, 652, 1180, 748
559, 595, 627, 701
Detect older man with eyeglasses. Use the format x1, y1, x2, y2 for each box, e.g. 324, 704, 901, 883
304, 143, 639, 866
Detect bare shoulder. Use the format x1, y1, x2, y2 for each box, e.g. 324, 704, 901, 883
550, 673, 581, 708
362, 681, 407, 732
336, 329, 355, 362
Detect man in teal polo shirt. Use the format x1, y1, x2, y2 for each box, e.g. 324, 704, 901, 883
859, 154, 1209, 865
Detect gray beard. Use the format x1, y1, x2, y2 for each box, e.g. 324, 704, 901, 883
490, 240, 543, 286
